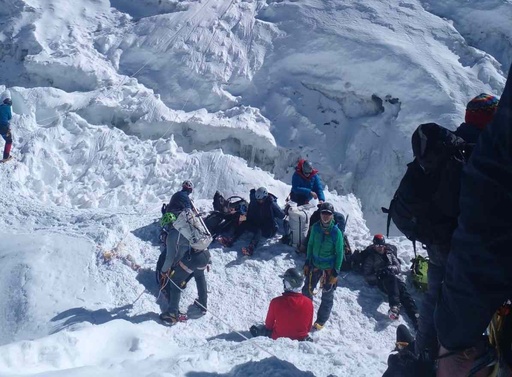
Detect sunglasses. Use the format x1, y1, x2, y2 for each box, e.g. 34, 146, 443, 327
321, 211, 333, 215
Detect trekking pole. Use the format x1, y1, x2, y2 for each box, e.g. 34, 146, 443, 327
131, 288, 148, 306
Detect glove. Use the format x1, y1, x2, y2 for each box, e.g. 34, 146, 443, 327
206, 264, 211, 272
387, 265, 398, 275
311, 191, 318, 199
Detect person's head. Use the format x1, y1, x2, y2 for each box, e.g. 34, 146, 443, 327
465, 93, 499, 129
373, 234, 386, 253
302, 160, 313, 177
255, 187, 268, 202
319, 202, 334, 224
411, 123, 456, 172
182, 180, 194, 193
280, 268, 304, 292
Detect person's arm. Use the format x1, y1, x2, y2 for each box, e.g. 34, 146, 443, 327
334, 229, 344, 271
313, 175, 325, 202
265, 299, 276, 331
436, 63, 512, 351
291, 173, 311, 197
271, 200, 285, 219
162, 230, 179, 271
7, 106, 12, 121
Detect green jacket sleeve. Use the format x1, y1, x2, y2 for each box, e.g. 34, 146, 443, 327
334, 230, 344, 271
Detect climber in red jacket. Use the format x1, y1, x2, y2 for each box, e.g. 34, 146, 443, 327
250, 268, 313, 341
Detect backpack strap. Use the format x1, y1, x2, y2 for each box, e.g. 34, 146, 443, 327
330, 224, 339, 244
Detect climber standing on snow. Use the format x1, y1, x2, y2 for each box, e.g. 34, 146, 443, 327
0, 91, 13, 162
289, 159, 325, 205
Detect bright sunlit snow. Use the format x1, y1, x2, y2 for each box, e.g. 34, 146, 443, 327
0, 0, 510, 376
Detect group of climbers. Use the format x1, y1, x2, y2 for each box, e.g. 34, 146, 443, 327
150, 75, 512, 376
155, 157, 418, 338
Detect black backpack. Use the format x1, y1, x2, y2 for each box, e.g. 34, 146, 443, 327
382, 123, 469, 245
213, 191, 248, 215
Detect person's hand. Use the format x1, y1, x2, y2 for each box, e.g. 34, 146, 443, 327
311, 192, 318, 199
318, 200, 324, 204
387, 265, 398, 274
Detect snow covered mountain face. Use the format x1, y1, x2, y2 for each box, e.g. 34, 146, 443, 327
0, 0, 510, 376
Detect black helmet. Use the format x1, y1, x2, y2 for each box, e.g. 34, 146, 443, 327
373, 234, 386, 246
3, 98, 11, 105
280, 268, 304, 290
319, 202, 334, 214
302, 160, 313, 175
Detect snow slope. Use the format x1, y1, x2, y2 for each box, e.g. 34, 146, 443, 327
0, 0, 510, 376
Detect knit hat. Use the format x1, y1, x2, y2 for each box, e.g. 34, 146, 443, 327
465, 93, 499, 129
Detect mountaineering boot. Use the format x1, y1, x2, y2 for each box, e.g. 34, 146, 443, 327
194, 299, 207, 315
159, 311, 187, 325
395, 324, 414, 350
388, 305, 400, 320
217, 236, 233, 247
280, 234, 290, 245
312, 322, 324, 331
242, 243, 255, 256
0, 156, 12, 163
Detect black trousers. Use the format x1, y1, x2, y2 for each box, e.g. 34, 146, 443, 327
302, 268, 336, 325
378, 274, 418, 322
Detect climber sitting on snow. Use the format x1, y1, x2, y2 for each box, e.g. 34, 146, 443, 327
289, 159, 325, 205
218, 187, 285, 256
250, 268, 313, 341
362, 234, 419, 329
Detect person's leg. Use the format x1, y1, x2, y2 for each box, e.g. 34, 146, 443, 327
398, 280, 419, 329
250, 228, 263, 248
415, 244, 448, 359
1, 129, 12, 160
229, 221, 249, 244
380, 274, 401, 307
194, 269, 207, 311
164, 267, 190, 316
302, 268, 323, 299
316, 284, 336, 326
